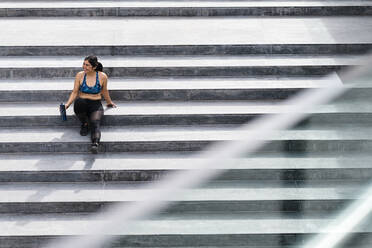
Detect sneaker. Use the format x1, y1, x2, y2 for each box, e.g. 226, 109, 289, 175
91, 142, 99, 154
80, 123, 89, 136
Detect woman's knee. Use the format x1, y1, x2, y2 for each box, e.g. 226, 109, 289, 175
90, 120, 101, 131
73, 98, 87, 114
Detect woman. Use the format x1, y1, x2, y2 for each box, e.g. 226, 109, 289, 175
65, 55, 116, 154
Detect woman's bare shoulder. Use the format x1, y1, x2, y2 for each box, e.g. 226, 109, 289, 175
98, 71, 108, 78
75, 71, 85, 79
98, 71, 108, 81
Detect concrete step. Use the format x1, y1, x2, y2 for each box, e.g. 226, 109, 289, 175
0, 77, 310, 102
0, 85, 370, 103
0, 76, 369, 102
0, 55, 361, 67
0, 87, 303, 102
3, 77, 344, 90
0, 55, 360, 79
0, 101, 371, 127
1, 126, 372, 153
1, 5, 372, 17
1, 44, 372, 56
0, 180, 366, 214
0, 0, 371, 17
0, 213, 370, 248
3, 0, 372, 8
0, 17, 371, 46
0, 152, 371, 182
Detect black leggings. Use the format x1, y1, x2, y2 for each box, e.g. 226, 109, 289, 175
74, 98, 104, 143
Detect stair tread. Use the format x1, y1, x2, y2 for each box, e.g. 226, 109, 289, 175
0, 126, 371, 143
1, 101, 372, 116
0, 153, 371, 171
0, 214, 370, 236
1, 0, 372, 8
0, 180, 364, 203
0, 77, 353, 90
0, 17, 371, 46
0, 55, 363, 68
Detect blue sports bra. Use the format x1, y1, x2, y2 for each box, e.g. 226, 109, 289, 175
80, 72, 102, 94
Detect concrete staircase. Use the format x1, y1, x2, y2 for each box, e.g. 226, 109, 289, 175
0, 1, 372, 247
1, 0, 372, 17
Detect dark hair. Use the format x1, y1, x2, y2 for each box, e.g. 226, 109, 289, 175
84, 55, 103, 72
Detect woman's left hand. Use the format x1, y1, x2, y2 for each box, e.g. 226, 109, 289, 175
107, 102, 117, 108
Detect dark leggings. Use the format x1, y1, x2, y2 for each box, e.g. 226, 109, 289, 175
74, 98, 104, 143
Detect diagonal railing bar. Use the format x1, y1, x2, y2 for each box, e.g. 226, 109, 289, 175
304, 182, 372, 248
44, 55, 372, 248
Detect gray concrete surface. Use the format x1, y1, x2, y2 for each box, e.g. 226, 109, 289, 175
1, 1, 372, 17
2, 44, 371, 56
0, 55, 363, 67
0, 152, 371, 171
0, 214, 371, 237
2, 1, 372, 8
1, 101, 372, 117
0, 2, 371, 248
0, 181, 362, 203
0, 17, 372, 45
1, 126, 372, 143
0, 77, 363, 91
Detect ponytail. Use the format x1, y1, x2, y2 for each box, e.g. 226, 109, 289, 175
96, 62, 103, 72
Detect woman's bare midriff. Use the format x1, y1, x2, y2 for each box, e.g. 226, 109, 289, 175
79, 92, 102, 100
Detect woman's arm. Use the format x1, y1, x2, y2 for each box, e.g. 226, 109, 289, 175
101, 73, 117, 108
65, 72, 82, 109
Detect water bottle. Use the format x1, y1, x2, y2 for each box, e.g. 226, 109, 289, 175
59, 103, 67, 121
